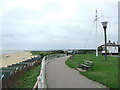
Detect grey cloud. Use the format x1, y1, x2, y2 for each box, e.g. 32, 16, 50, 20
1, 0, 118, 50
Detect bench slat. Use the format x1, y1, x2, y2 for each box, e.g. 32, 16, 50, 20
78, 60, 93, 71
84, 60, 93, 63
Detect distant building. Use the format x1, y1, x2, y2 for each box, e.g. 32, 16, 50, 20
67, 50, 73, 54
98, 40, 120, 55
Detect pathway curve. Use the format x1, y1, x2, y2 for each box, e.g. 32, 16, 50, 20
46, 56, 108, 88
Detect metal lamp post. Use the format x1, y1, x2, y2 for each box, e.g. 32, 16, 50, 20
101, 21, 108, 60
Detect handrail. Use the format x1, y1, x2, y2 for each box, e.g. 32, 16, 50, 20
33, 54, 66, 90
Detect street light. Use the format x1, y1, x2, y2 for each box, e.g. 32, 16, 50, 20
101, 21, 108, 60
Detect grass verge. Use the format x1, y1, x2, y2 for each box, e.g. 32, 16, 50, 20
66, 54, 118, 88
13, 65, 41, 88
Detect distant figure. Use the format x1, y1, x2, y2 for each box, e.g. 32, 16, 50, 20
67, 53, 68, 56
41, 54, 44, 58
6, 56, 10, 58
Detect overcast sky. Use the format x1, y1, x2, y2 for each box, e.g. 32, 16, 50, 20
0, 0, 119, 50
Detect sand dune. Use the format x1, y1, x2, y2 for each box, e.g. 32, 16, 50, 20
0, 51, 33, 68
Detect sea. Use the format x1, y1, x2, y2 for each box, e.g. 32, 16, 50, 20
0, 50, 24, 55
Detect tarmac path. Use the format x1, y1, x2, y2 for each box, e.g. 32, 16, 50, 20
46, 56, 108, 88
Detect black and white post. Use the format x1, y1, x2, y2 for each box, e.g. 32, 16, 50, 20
101, 21, 108, 60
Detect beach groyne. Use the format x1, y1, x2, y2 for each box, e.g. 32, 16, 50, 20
1, 55, 42, 89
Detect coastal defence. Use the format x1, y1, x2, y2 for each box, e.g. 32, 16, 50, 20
1, 55, 42, 88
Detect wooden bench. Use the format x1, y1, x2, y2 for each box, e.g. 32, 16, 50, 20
78, 60, 93, 71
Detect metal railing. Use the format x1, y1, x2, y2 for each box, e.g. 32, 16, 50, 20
33, 54, 66, 90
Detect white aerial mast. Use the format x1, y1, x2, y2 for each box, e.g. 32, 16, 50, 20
95, 10, 98, 56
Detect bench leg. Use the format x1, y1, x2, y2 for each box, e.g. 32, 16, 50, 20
91, 67, 93, 71
82, 67, 87, 70
88, 67, 93, 71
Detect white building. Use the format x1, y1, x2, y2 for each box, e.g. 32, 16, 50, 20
99, 40, 120, 55
67, 50, 73, 54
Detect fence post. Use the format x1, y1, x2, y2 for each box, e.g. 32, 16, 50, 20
37, 76, 41, 90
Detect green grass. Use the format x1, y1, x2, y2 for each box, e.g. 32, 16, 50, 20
14, 65, 41, 88
31, 50, 64, 56
66, 54, 118, 88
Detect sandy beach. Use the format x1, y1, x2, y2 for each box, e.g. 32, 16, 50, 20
0, 51, 33, 68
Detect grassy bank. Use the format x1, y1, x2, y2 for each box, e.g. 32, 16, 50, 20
14, 65, 41, 88
31, 50, 64, 56
66, 54, 118, 88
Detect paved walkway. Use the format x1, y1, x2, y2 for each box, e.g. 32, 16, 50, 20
46, 56, 108, 88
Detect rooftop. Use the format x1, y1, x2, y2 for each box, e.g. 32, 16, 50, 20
100, 40, 120, 47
